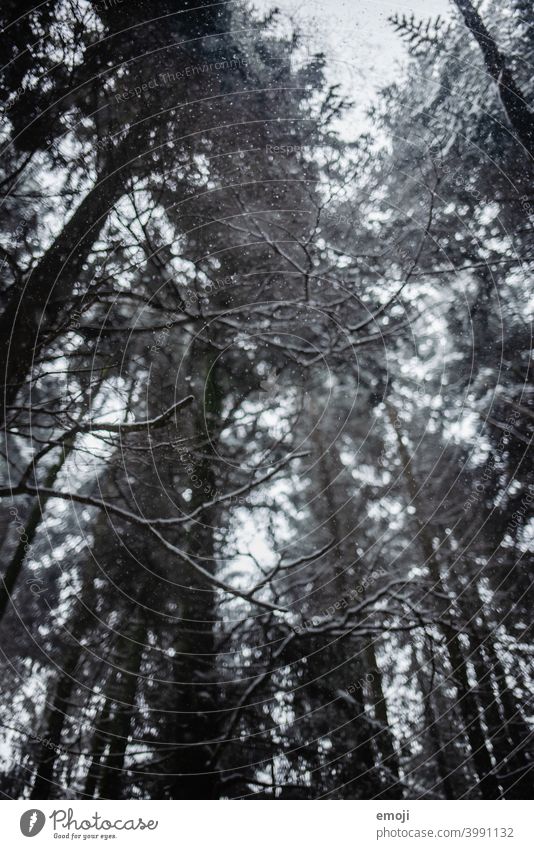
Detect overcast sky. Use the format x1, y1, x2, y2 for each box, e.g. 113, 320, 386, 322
255, 0, 452, 135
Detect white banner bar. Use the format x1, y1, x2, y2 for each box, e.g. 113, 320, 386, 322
2, 799, 531, 848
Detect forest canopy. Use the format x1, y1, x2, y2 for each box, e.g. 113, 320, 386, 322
0, 0, 532, 801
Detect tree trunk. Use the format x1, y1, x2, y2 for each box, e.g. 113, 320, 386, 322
30, 644, 82, 799
387, 403, 502, 798
98, 619, 147, 799
478, 631, 533, 798
416, 663, 456, 799
453, 0, 534, 158
83, 697, 112, 799
0, 163, 125, 418
170, 347, 222, 800
364, 642, 401, 788
0, 443, 74, 621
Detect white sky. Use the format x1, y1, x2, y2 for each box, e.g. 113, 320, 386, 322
255, 0, 452, 135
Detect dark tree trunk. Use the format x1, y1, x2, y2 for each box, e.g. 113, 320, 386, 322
416, 664, 456, 799
30, 644, 82, 799
364, 642, 401, 789
479, 634, 533, 798
388, 403, 502, 798
0, 443, 74, 621
170, 347, 222, 800
453, 0, 534, 158
83, 697, 112, 799
0, 164, 125, 419
98, 620, 147, 799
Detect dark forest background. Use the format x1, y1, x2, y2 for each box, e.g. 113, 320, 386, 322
0, 0, 532, 800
